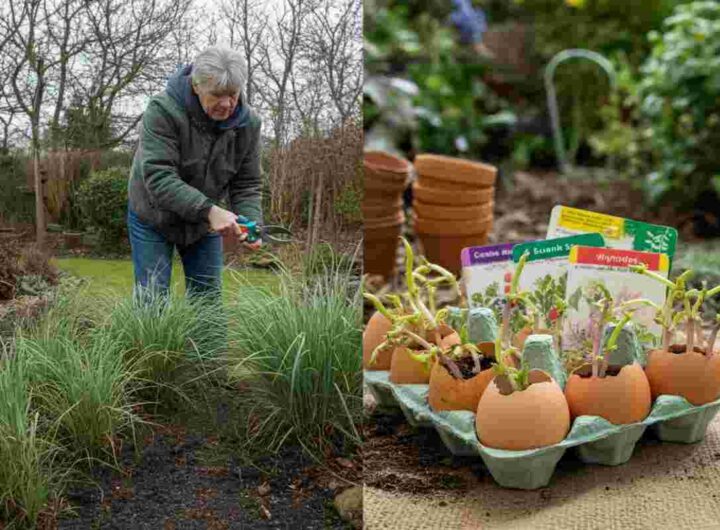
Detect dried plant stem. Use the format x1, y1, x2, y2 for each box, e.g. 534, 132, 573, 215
470, 350, 482, 373
402, 329, 433, 351
686, 318, 696, 354
706, 323, 720, 356
439, 355, 464, 380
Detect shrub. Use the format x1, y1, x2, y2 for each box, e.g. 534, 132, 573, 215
76, 167, 128, 245
639, 2, 720, 209
0, 239, 57, 301
0, 150, 33, 223
0, 237, 23, 300
506, 0, 680, 161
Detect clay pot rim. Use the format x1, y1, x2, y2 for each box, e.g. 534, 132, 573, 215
413, 213, 493, 236
417, 175, 495, 191
413, 200, 495, 221
413, 180, 494, 194
415, 154, 496, 172
364, 151, 412, 174
414, 154, 497, 186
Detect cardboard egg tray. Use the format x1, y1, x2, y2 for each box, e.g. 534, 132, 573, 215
364, 309, 720, 490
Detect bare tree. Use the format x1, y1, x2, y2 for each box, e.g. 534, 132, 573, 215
256, 0, 316, 146
306, 0, 362, 125
73, 0, 193, 147
1, 0, 53, 243
221, 0, 268, 107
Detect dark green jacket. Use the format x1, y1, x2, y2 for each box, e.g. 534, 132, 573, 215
128, 65, 263, 246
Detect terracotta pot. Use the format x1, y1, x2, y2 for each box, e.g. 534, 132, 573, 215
416, 230, 489, 275
364, 222, 403, 278
428, 342, 498, 412
413, 182, 494, 206
476, 377, 570, 450
417, 175, 494, 192
413, 213, 493, 236
413, 200, 494, 221
364, 175, 409, 195
364, 151, 412, 197
363, 311, 394, 370
365, 210, 405, 230
389, 346, 432, 384
565, 362, 651, 424
414, 154, 497, 188
364, 150, 412, 175
645, 347, 720, 405
363, 196, 403, 211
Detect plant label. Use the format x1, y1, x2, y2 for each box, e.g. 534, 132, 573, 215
547, 205, 678, 260
461, 243, 516, 312
510, 233, 606, 329
563, 246, 670, 354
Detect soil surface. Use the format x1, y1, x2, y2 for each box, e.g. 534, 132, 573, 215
490, 171, 693, 245
362, 412, 489, 495
58, 424, 357, 530
441, 354, 492, 380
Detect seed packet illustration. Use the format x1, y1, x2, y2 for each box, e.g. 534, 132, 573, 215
546, 205, 677, 260
510, 233, 606, 329
461, 243, 516, 311
563, 246, 670, 354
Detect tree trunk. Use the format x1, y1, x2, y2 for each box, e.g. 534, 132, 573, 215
33, 140, 45, 245
310, 170, 323, 249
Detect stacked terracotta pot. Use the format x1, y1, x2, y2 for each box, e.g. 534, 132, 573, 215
412, 154, 497, 274
363, 151, 412, 279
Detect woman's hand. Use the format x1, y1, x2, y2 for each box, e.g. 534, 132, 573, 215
208, 205, 241, 236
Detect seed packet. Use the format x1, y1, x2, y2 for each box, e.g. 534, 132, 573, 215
461, 243, 516, 311
546, 205, 678, 260
563, 246, 670, 354
509, 233, 606, 329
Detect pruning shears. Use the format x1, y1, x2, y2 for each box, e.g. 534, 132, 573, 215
236, 215, 293, 244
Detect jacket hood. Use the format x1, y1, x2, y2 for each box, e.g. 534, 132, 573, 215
166, 64, 251, 130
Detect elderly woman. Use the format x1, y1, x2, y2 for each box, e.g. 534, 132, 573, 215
127, 46, 262, 299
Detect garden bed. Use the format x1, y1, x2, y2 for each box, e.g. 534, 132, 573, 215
59, 416, 358, 529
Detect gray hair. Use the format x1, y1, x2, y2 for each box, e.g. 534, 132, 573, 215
191, 46, 247, 98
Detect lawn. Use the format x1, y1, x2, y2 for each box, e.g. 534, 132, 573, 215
53, 257, 279, 299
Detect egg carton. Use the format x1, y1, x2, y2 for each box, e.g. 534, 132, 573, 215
364, 308, 720, 490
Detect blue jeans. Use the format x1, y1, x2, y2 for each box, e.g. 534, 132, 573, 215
127, 209, 223, 300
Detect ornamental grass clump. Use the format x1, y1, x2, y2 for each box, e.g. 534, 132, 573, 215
0, 356, 67, 527
630, 264, 720, 405
224, 255, 362, 457
16, 331, 141, 463
99, 287, 227, 387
